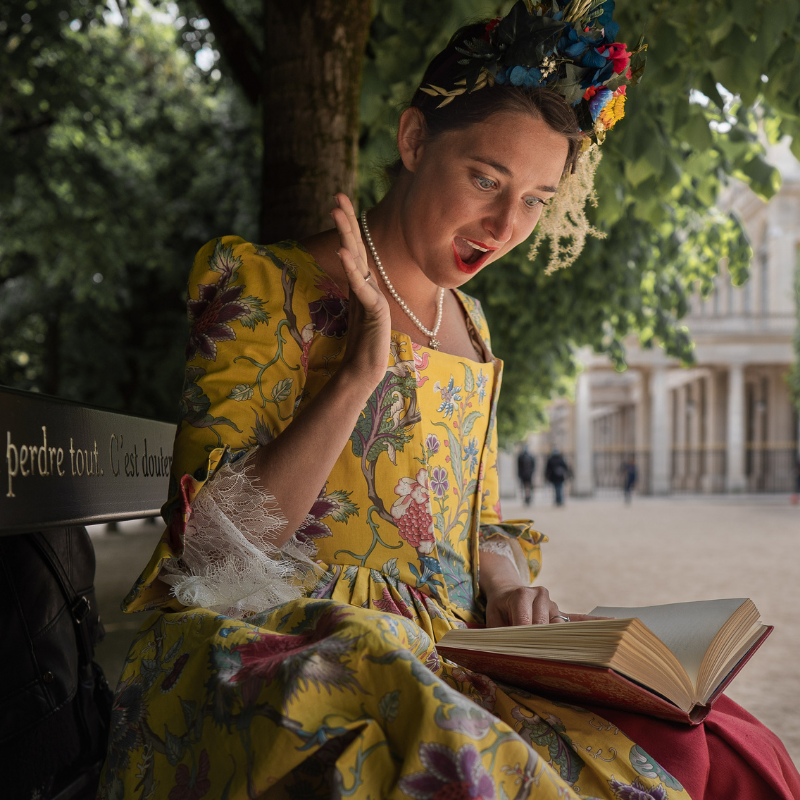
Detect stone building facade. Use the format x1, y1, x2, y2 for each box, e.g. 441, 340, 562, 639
501, 141, 800, 498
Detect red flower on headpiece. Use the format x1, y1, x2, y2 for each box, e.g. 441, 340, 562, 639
598, 42, 630, 74
583, 85, 599, 101
485, 17, 501, 33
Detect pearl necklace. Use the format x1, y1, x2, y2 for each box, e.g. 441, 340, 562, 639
360, 210, 444, 350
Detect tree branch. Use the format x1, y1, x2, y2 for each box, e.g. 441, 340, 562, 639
195, 0, 262, 105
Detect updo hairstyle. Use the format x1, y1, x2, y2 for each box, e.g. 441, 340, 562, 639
387, 22, 584, 183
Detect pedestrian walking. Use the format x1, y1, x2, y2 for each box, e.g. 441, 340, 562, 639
621, 456, 637, 504
517, 444, 535, 506
545, 448, 571, 506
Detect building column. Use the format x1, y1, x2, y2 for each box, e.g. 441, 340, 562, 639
726, 364, 747, 492
650, 367, 671, 494
673, 384, 687, 487
688, 380, 702, 490
702, 370, 717, 493
634, 372, 651, 494
574, 370, 594, 495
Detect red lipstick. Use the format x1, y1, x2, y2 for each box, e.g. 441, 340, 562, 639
452, 239, 495, 275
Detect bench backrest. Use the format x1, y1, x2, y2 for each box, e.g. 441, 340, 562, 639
1, 386, 175, 535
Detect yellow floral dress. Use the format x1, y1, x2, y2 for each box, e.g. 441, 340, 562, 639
98, 238, 686, 800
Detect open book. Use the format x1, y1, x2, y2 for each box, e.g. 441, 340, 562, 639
437, 598, 772, 724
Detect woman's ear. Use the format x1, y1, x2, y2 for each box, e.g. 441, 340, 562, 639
397, 107, 427, 173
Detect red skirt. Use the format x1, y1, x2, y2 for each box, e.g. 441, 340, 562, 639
583, 695, 800, 799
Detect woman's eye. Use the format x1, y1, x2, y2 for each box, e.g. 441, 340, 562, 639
525, 196, 547, 208
475, 177, 496, 190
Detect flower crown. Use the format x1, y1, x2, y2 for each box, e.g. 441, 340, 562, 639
421, 0, 646, 145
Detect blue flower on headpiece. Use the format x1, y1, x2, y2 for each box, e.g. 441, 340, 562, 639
583, 60, 615, 88
523, 68, 543, 88
597, 1, 619, 41
562, 26, 606, 69
505, 65, 548, 88
509, 65, 528, 86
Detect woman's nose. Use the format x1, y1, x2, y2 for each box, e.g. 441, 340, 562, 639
484, 202, 516, 245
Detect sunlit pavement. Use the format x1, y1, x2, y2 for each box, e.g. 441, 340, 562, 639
90, 493, 800, 766
503, 490, 800, 765
89, 521, 164, 691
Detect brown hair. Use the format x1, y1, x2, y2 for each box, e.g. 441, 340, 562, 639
387, 22, 583, 182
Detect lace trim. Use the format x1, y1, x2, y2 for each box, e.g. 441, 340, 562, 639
479, 537, 531, 585
161, 448, 320, 617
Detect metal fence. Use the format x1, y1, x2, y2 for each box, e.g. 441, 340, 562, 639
591, 450, 649, 497
670, 449, 726, 494
536, 446, 799, 497
745, 447, 800, 493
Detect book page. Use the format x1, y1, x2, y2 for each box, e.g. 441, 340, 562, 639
589, 599, 748, 688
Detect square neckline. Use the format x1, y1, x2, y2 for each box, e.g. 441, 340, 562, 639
290, 240, 493, 366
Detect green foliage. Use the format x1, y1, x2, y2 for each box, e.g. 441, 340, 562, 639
3, 0, 800, 445
360, 0, 800, 443
0, 1, 258, 417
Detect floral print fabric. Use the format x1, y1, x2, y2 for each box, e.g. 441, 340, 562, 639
99, 239, 687, 799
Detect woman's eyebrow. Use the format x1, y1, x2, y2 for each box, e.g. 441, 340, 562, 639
467, 156, 558, 193
469, 155, 512, 176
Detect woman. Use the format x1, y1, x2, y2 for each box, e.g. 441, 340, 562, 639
99, 4, 800, 799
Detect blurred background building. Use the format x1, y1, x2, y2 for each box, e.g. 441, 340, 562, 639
501, 141, 800, 498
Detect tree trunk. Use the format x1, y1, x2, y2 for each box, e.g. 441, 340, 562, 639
260, 0, 372, 242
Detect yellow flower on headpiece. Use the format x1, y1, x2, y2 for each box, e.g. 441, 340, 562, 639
598, 87, 626, 130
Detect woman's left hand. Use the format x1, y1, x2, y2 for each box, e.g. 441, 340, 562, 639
484, 584, 602, 627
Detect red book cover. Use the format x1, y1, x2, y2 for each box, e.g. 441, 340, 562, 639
436, 626, 772, 725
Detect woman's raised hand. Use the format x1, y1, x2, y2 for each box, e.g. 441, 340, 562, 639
331, 193, 391, 391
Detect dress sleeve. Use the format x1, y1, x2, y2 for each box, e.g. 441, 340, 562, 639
124, 237, 323, 612
159, 448, 318, 617
468, 297, 547, 586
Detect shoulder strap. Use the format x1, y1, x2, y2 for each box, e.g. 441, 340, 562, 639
29, 531, 95, 664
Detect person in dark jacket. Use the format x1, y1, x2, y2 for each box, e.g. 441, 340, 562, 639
517, 444, 536, 505
544, 448, 571, 506
621, 456, 637, 504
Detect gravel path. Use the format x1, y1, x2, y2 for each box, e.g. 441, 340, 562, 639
502, 492, 800, 765
91, 494, 800, 766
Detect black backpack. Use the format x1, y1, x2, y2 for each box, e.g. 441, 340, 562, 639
0, 527, 113, 799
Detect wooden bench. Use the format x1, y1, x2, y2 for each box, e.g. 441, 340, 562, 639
0, 385, 175, 800
1, 385, 175, 534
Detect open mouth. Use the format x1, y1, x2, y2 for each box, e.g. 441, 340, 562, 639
452, 237, 496, 274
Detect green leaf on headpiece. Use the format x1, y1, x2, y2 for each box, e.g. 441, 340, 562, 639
628, 54, 646, 87
464, 61, 487, 92
605, 71, 628, 92
457, 38, 496, 59
558, 63, 589, 105
508, 20, 566, 66
494, 0, 538, 50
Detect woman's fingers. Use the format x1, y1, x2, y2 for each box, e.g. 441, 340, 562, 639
501, 587, 548, 626
337, 248, 381, 312
335, 193, 369, 268
332, 194, 369, 277
530, 588, 555, 625
332, 207, 365, 275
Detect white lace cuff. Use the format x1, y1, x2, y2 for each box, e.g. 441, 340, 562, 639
479, 537, 531, 585
160, 448, 319, 617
